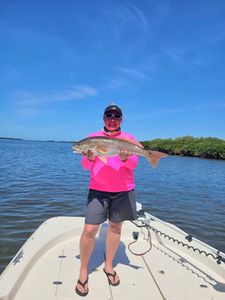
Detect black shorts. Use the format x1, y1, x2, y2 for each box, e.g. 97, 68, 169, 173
85, 189, 137, 224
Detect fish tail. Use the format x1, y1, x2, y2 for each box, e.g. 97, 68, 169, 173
145, 150, 168, 169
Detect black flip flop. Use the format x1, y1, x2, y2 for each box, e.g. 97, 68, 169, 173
75, 278, 89, 297
103, 268, 120, 286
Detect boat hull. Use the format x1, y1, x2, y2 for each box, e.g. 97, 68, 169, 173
0, 214, 225, 299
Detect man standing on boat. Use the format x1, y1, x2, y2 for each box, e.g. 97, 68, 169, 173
75, 104, 138, 296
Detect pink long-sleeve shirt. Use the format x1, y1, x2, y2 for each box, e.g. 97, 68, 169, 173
81, 131, 138, 192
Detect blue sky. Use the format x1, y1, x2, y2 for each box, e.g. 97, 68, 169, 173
0, 0, 225, 141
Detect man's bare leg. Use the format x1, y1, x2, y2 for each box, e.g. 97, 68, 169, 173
76, 224, 99, 294
104, 221, 122, 284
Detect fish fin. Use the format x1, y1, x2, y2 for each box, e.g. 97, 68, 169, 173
146, 150, 168, 169
99, 156, 107, 163
96, 146, 107, 154
117, 137, 144, 149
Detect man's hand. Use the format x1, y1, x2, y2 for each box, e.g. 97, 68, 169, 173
83, 149, 95, 162
119, 149, 130, 162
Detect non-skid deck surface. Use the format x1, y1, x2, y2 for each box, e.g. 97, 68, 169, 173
13, 221, 225, 300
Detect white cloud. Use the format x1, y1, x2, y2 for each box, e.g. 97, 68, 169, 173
104, 78, 128, 89
15, 85, 98, 106
166, 48, 206, 67
121, 2, 148, 32
100, 1, 150, 43
12, 85, 98, 116
51, 86, 98, 101
117, 67, 151, 80
102, 1, 148, 31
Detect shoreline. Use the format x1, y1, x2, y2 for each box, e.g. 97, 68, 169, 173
1, 136, 225, 160
141, 136, 225, 161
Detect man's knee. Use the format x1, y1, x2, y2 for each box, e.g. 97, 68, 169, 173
109, 222, 122, 234
82, 224, 99, 238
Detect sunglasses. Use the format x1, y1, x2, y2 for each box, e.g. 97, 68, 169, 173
104, 112, 122, 119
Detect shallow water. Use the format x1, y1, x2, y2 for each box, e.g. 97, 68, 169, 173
0, 140, 225, 274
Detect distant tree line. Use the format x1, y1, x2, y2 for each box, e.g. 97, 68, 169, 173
0, 137, 23, 140
141, 136, 225, 160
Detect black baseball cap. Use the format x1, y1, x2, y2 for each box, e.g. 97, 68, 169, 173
104, 104, 123, 116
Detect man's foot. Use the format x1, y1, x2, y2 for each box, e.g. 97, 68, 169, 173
103, 268, 120, 286
75, 277, 89, 297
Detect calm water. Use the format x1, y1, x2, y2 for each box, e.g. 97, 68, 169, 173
0, 139, 225, 274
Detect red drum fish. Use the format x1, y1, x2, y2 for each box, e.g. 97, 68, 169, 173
72, 136, 167, 168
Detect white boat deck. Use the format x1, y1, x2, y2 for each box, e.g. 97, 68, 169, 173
0, 216, 225, 300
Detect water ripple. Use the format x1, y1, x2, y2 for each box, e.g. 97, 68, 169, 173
0, 140, 225, 274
